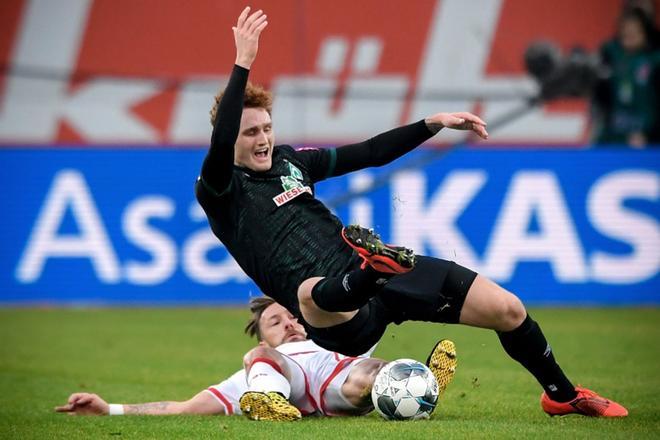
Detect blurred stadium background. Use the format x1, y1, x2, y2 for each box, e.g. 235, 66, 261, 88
1, 0, 657, 306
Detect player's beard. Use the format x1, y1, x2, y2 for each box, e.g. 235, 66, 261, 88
284, 331, 306, 343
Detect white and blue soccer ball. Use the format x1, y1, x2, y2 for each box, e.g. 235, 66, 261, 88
371, 358, 439, 420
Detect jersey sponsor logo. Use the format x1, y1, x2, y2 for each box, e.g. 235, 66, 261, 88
273, 185, 313, 207
274, 160, 311, 206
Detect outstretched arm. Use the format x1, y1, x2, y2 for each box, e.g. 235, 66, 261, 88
329, 112, 488, 177
54, 391, 226, 416
424, 112, 488, 139
200, 7, 268, 196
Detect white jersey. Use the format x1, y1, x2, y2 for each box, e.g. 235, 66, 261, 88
205, 340, 376, 416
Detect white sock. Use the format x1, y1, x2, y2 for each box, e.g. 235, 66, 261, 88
247, 359, 291, 399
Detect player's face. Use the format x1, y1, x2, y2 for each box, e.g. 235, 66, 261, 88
620, 18, 646, 52
259, 303, 307, 347
234, 107, 274, 172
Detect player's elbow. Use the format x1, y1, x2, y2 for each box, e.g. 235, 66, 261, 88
179, 392, 228, 415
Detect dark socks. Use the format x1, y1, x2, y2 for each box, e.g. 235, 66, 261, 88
497, 315, 577, 402
310, 266, 392, 312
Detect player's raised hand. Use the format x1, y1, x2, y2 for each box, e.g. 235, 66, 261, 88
425, 112, 489, 140
233, 6, 268, 69
54, 392, 110, 416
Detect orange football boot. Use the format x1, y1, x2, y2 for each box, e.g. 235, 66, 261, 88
541, 386, 628, 417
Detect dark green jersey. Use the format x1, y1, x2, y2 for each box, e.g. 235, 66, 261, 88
197, 65, 434, 316
196, 145, 358, 314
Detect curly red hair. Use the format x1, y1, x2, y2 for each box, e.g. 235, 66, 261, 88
210, 81, 273, 126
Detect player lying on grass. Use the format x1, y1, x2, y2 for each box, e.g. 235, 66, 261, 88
55, 297, 457, 420
194, 6, 627, 418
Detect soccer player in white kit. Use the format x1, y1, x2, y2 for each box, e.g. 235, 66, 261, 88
56, 297, 456, 420
209, 297, 384, 419
208, 333, 378, 418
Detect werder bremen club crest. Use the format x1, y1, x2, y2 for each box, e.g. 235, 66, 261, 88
273, 160, 312, 207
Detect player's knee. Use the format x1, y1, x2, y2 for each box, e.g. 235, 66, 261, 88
499, 293, 526, 331
243, 346, 282, 370
297, 277, 322, 309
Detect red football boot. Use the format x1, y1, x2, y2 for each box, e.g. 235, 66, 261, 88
341, 225, 416, 274
541, 386, 628, 417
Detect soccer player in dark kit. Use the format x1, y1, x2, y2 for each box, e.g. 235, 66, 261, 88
195, 6, 628, 418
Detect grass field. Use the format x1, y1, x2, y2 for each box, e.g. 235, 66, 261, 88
1, 307, 659, 439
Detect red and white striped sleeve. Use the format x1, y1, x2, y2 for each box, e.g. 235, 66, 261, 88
204, 369, 247, 416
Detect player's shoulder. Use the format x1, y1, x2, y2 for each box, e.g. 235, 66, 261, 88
277, 144, 327, 156
284, 145, 330, 170
272, 144, 299, 164
274, 145, 313, 170
274, 144, 295, 156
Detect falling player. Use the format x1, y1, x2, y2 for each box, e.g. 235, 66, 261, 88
195, 6, 627, 418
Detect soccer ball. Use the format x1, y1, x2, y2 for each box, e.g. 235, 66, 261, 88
371, 358, 439, 420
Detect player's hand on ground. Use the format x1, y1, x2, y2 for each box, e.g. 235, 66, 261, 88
54, 392, 109, 416
425, 112, 489, 139
233, 6, 268, 69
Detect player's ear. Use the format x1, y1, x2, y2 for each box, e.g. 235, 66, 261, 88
258, 341, 267, 347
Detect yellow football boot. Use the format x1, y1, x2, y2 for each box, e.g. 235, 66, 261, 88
425, 339, 457, 396
239, 391, 302, 421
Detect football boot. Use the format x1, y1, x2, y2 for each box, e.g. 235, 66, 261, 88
239, 391, 302, 421
425, 339, 457, 397
341, 225, 416, 274
541, 386, 628, 417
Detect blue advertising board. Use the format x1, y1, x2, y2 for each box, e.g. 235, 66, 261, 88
1, 148, 658, 305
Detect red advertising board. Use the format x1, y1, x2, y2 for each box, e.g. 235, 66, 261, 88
0, 0, 634, 145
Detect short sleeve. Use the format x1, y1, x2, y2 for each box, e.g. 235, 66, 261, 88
205, 369, 247, 415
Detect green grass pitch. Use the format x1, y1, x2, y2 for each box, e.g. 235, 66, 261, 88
1, 307, 659, 439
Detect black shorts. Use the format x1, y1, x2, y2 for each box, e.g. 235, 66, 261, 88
304, 256, 478, 356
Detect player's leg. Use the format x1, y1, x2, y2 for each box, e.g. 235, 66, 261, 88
455, 275, 526, 331
386, 258, 579, 405
379, 256, 626, 417
239, 346, 302, 421
298, 225, 415, 322
459, 275, 627, 417
300, 295, 392, 357
459, 276, 577, 399
242, 346, 293, 397
297, 277, 360, 328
